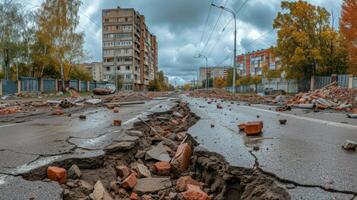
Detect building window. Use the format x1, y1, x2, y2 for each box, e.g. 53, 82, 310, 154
117, 66, 120, 70
126, 66, 131, 70
126, 74, 131, 79
104, 18, 109, 22
106, 67, 110, 71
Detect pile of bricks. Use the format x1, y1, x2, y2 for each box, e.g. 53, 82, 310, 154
286, 82, 357, 111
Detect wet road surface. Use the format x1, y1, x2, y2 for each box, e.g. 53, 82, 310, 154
184, 96, 357, 199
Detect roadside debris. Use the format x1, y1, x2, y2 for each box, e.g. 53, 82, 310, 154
342, 140, 357, 151
279, 119, 287, 125
286, 82, 357, 111
47, 166, 67, 184
113, 120, 122, 126
239, 121, 264, 135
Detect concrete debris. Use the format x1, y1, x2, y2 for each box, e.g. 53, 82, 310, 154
116, 165, 130, 179
92, 180, 113, 200
68, 164, 82, 179
342, 140, 357, 151
173, 111, 184, 118
145, 142, 171, 162
85, 99, 102, 105
105, 141, 136, 152
136, 163, 151, 178
79, 115, 86, 120
134, 177, 172, 194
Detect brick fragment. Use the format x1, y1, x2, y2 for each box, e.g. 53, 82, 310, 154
122, 173, 137, 189
153, 161, 171, 176
47, 166, 67, 184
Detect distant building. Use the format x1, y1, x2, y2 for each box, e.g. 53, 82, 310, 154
102, 7, 158, 91
237, 48, 281, 77
164, 76, 169, 85
81, 62, 103, 82
199, 66, 230, 83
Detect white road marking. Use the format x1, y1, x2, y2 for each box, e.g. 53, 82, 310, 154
0, 124, 17, 128
240, 105, 357, 129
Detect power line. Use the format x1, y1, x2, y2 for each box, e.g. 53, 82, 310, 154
198, 0, 214, 53
200, 0, 229, 55
205, 0, 250, 57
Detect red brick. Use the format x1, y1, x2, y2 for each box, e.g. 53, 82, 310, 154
171, 143, 192, 172
182, 184, 209, 200
176, 176, 201, 192
52, 109, 64, 116
238, 123, 246, 131
130, 192, 138, 200
243, 121, 263, 135
47, 166, 67, 184
113, 119, 122, 126
122, 173, 137, 189
153, 161, 171, 176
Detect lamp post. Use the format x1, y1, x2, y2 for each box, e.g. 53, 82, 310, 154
194, 54, 208, 91
211, 3, 237, 93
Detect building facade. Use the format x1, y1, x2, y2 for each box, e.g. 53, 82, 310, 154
81, 62, 103, 82
102, 7, 158, 91
237, 49, 281, 77
199, 66, 230, 83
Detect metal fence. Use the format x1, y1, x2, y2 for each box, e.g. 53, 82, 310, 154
1, 78, 107, 96
43, 79, 56, 93
2, 80, 17, 95
314, 76, 331, 89
21, 77, 39, 92
262, 78, 298, 93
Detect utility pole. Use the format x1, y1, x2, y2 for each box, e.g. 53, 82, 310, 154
211, 4, 237, 93
194, 54, 208, 91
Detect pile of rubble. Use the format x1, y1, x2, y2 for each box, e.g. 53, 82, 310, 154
189, 89, 267, 104
285, 82, 357, 111
22, 101, 289, 200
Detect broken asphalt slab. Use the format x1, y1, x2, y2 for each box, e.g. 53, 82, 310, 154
0, 175, 62, 200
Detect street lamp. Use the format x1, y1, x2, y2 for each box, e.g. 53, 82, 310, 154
194, 54, 208, 91
211, 3, 237, 93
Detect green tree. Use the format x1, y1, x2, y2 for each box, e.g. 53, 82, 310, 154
273, 1, 347, 79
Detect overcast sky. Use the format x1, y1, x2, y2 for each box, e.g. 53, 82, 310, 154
21, 0, 343, 85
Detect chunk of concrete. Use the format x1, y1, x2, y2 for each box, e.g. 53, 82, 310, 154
134, 178, 172, 194
136, 164, 151, 178
92, 180, 113, 200
145, 143, 171, 162
105, 141, 136, 152
68, 164, 81, 179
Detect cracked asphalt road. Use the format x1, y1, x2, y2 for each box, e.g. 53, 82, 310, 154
184, 95, 357, 199
0, 98, 172, 175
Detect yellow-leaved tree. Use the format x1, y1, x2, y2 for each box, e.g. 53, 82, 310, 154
273, 1, 347, 79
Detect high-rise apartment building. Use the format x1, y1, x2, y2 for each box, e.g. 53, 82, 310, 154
102, 7, 158, 91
